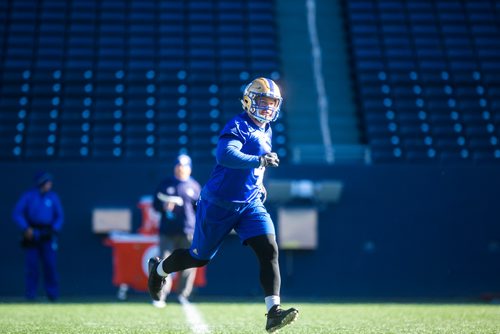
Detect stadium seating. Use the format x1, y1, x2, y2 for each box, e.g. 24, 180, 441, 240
0, 0, 286, 162
344, 0, 500, 164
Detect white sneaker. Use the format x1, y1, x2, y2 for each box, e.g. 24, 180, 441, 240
177, 295, 189, 304
117, 284, 128, 301
152, 300, 166, 308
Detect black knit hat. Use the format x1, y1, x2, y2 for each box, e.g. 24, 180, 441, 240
34, 171, 53, 187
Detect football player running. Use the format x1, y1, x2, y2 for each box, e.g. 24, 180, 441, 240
148, 77, 298, 332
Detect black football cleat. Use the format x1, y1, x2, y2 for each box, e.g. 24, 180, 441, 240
265, 305, 299, 333
147, 257, 166, 301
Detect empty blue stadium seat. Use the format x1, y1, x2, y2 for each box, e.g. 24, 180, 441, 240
344, 0, 500, 164
0, 0, 284, 161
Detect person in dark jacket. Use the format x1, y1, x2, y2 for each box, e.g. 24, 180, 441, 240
13, 171, 64, 301
151, 154, 201, 307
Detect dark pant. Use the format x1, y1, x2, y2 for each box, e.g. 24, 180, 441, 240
24, 239, 59, 300
159, 234, 196, 299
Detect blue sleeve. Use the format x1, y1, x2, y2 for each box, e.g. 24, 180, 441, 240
52, 194, 64, 232
12, 192, 30, 231
216, 136, 261, 169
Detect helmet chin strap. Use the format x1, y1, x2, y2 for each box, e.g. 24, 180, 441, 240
247, 109, 270, 125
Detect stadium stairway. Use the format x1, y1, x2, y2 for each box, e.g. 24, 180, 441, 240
277, 0, 366, 164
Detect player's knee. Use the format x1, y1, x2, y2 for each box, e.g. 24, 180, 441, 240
247, 234, 279, 262
267, 241, 279, 262
186, 251, 209, 267
192, 258, 209, 267
259, 239, 279, 263
170, 248, 208, 267
265, 235, 279, 255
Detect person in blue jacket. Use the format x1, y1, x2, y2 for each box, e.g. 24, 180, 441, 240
13, 171, 64, 301
151, 154, 201, 307
147, 78, 298, 333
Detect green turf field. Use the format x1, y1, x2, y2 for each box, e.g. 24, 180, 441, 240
0, 301, 499, 334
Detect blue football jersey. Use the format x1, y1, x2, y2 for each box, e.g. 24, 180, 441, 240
205, 112, 272, 202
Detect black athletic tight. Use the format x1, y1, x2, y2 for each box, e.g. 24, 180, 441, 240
246, 234, 281, 297
162, 249, 209, 273
161, 234, 280, 297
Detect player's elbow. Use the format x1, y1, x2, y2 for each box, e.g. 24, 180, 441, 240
215, 146, 232, 166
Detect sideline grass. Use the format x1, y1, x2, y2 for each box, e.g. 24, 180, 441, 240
0, 301, 498, 334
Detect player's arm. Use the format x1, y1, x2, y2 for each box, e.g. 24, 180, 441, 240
156, 193, 184, 206
217, 136, 280, 168
216, 136, 260, 168
152, 183, 166, 213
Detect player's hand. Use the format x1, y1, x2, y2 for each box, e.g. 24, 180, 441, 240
259, 152, 279, 167
24, 227, 34, 240
164, 202, 176, 212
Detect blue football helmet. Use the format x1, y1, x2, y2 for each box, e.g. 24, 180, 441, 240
241, 77, 282, 123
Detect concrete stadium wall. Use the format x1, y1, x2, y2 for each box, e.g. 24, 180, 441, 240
0, 162, 499, 299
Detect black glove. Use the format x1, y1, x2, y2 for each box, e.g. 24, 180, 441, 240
259, 152, 280, 167
20, 235, 36, 248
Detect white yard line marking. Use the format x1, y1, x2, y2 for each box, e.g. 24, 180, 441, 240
179, 297, 210, 334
